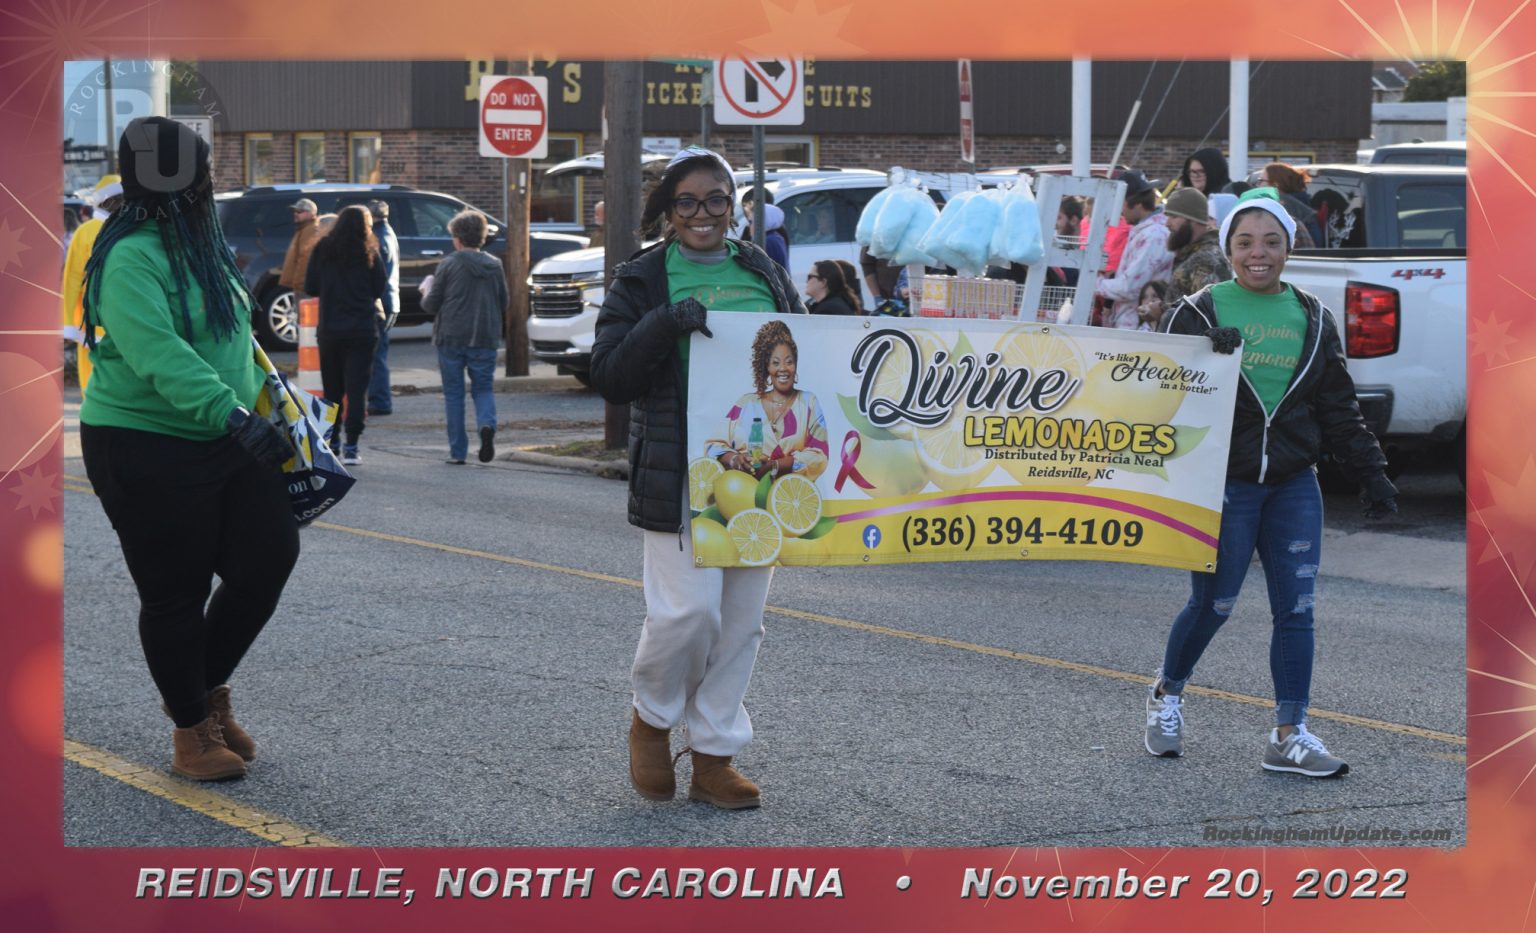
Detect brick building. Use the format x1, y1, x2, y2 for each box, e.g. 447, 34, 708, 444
197, 59, 1371, 238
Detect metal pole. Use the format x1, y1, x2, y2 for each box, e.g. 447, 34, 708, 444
502, 58, 532, 378
1230, 59, 1250, 186
1071, 59, 1091, 177
752, 125, 765, 248
103, 57, 117, 173
1107, 100, 1142, 172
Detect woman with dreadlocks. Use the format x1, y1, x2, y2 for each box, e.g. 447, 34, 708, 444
78, 117, 299, 782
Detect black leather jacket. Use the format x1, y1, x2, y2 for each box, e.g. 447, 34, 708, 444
1162, 283, 1388, 486
590, 239, 805, 532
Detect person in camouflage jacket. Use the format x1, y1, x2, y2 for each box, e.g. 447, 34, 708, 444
1163, 187, 1232, 304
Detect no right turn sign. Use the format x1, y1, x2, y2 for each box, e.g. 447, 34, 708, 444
713, 56, 804, 126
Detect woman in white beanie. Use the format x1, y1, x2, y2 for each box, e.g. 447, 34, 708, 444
1143, 189, 1398, 777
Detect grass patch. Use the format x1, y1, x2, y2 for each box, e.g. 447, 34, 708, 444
530, 440, 626, 461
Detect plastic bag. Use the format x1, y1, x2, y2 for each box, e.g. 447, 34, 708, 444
941, 188, 1003, 276
1001, 182, 1045, 265
855, 168, 906, 245
252, 340, 355, 527
870, 185, 927, 256
890, 196, 940, 266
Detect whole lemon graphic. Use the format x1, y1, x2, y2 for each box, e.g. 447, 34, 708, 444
713, 470, 761, 520
1066, 354, 1187, 427
691, 517, 738, 565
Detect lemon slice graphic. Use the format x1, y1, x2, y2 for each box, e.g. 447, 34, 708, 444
688, 457, 724, 511
727, 508, 783, 566
767, 473, 822, 537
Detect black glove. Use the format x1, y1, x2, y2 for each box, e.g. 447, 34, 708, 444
668, 297, 712, 338
1359, 471, 1399, 519
227, 407, 296, 471
1205, 326, 1243, 355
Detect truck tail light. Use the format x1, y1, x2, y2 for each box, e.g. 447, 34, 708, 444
1344, 282, 1400, 358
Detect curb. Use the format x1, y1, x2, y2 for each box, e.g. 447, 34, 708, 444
396, 376, 584, 395
505, 449, 628, 480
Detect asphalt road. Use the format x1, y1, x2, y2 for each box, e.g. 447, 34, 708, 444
62, 342, 1467, 848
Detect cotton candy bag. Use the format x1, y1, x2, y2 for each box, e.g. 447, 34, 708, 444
890, 196, 939, 266
1000, 181, 1044, 265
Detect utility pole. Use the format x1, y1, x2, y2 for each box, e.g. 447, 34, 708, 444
503, 57, 532, 377
602, 60, 643, 450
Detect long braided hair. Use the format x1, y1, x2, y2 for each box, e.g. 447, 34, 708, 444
82, 117, 253, 348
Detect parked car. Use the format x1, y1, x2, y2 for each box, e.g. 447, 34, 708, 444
216, 183, 588, 350
1287, 163, 1467, 476
527, 165, 980, 383
1369, 140, 1466, 166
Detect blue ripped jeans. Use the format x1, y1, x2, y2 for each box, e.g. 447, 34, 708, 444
1160, 470, 1323, 726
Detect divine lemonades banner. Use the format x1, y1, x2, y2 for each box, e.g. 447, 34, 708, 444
685, 314, 1241, 570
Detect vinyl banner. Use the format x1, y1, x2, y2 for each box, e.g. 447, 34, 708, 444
685, 314, 1241, 571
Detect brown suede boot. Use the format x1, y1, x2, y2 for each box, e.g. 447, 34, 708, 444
688, 751, 761, 809
628, 709, 675, 801
172, 714, 247, 781
207, 685, 255, 761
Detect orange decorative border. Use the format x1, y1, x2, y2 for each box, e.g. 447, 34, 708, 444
3, 1, 1528, 929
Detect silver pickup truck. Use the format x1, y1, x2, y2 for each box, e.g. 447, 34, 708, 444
1284, 163, 1467, 477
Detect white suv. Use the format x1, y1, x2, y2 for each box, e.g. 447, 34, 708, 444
528, 167, 893, 383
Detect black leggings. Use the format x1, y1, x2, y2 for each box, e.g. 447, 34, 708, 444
318, 333, 378, 445
80, 424, 300, 728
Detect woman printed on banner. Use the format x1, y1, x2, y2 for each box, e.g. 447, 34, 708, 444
705, 318, 831, 483
589, 146, 805, 812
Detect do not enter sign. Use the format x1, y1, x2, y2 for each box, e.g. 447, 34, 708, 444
478, 75, 548, 159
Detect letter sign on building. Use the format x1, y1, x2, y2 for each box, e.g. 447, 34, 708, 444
479, 75, 549, 159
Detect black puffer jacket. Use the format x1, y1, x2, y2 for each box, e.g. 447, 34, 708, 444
590, 239, 806, 532
1162, 283, 1388, 486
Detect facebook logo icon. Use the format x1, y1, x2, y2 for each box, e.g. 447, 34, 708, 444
862, 525, 882, 549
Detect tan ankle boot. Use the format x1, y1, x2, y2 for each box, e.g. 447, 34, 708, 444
628, 709, 675, 801
688, 751, 760, 809
172, 715, 247, 781
207, 685, 255, 761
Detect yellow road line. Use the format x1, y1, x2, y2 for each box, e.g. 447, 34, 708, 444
64, 739, 347, 847
63, 478, 1467, 749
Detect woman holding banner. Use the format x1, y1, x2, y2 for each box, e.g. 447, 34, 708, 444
1146, 189, 1398, 777
78, 117, 298, 783
590, 147, 804, 810
707, 319, 830, 481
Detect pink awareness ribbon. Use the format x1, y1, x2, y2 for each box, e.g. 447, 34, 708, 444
834, 430, 876, 493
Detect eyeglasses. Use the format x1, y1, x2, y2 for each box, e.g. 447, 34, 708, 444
806, 273, 823, 281
1188, 169, 1207, 177
672, 195, 732, 218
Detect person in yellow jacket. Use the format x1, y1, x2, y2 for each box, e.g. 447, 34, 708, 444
61, 174, 124, 390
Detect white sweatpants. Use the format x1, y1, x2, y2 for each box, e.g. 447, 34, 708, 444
633, 520, 774, 756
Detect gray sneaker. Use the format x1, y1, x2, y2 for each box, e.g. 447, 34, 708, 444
1144, 688, 1185, 757
1262, 724, 1349, 777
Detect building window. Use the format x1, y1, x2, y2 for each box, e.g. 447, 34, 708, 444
764, 136, 816, 167
296, 133, 326, 182
349, 133, 382, 184
244, 134, 274, 186
529, 135, 582, 227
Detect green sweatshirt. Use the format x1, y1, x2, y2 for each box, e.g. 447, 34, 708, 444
78, 222, 263, 440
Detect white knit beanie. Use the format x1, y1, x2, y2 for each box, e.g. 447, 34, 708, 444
1217, 189, 1297, 252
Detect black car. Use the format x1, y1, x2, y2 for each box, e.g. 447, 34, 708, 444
215, 184, 588, 349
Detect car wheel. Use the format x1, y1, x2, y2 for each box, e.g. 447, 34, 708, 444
255, 289, 300, 351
